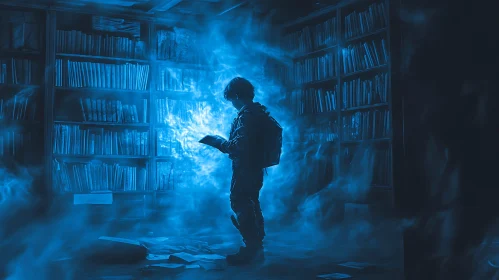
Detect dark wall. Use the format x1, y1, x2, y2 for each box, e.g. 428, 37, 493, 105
398, 0, 499, 279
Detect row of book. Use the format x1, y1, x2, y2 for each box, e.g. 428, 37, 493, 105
305, 120, 339, 143
52, 159, 148, 192
0, 131, 32, 157
156, 128, 182, 157
56, 30, 147, 59
342, 109, 390, 141
157, 161, 175, 190
0, 96, 37, 121
0, 59, 41, 85
343, 147, 391, 186
157, 29, 200, 63
53, 124, 149, 156
342, 38, 388, 74
283, 17, 337, 54
78, 98, 147, 123
291, 87, 338, 115
55, 59, 150, 91
282, 53, 336, 86
342, 73, 388, 109
156, 98, 208, 124
157, 68, 209, 92
344, 2, 387, 39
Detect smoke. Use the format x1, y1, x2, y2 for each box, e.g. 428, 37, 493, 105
0, 3, 421, 279
148, 7, 407, 263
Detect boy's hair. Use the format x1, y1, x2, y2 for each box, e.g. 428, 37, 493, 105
223, 77, 255, 101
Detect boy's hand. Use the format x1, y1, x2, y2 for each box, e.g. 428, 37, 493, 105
199, 135, 228, 152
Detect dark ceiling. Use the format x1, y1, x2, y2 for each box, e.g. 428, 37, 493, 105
0, 0, 342, 26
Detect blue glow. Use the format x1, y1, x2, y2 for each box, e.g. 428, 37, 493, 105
0, 4, 426, 279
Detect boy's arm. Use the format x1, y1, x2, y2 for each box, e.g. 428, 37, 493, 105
219, 114, 253, 158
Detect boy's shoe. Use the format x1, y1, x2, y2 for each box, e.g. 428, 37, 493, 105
226, 246, 264, 266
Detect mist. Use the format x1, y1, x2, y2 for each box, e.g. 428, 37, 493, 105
1, 0, 498, 279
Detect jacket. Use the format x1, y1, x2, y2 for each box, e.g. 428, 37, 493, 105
220, 102, 269, 169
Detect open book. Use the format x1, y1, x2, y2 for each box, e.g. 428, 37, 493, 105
199, 135, 227, 151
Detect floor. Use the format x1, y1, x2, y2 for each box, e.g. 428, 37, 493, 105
53, 228, 405, 280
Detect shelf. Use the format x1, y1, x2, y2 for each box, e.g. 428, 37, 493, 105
55, 87, 150, 96
299, 76, 337, 88
0, 84, 41, 90
344, 28, 387, 43
0, 49, 42, 57
0, 120, 41, 126
341, 64, 388, 79
54, 120, 150, 128
56, 53, 150, 64
53, 154, 150, 159
341, 103, 388, 112
63, 190, 167, 195
341, 138, 391, 145
155, 60, 209, 70
293, 44, 338, 60
112, 191, 154, 194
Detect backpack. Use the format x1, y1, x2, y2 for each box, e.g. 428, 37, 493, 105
261, 114, 283, 168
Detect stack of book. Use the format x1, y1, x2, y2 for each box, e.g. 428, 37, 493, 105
157, 28, 200, 63
156, 68, 208, 92
282, 17, 337, 54
56, 30, 146, 59
0, 131, 32, 157
341, 109, 390, 141
55, 59, 150, 90
53, 124, 149, 156
0, 59, 41, 85
53, 159, 148, 192
344, 2, 387, 39
342, 38, 388, 74
305, 120, 338, 142
342, 73, 388, 109
299, 87, 338, 115
156, 161, 174, 190
78, 98, 147, 123
0, 95, 37, 121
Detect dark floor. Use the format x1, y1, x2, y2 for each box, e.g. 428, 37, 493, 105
65, 230, 405, 280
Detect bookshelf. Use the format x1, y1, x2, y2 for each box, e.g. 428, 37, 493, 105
48, 12, 153, 195
152, 24, 211, 196
281, 0, 394, 205
9, 10, 214, 223
0, 8, 45, 167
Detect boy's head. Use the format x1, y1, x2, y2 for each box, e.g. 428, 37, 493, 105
223, 77, 255, 110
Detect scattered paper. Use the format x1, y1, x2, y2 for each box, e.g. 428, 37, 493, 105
146, 254, 170, 261
169, 252, 198, 264
186, 264, 201, 269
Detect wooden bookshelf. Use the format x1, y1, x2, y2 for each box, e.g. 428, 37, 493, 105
0, 7, 45, 166
280, 0, 394, 206
2, 5, 213, 221
46, 11, 154, 195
